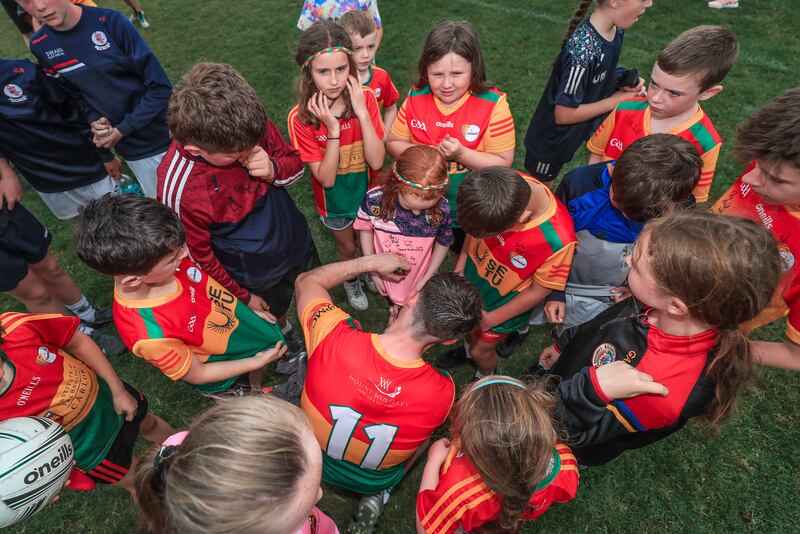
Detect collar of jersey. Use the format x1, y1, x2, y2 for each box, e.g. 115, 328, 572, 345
641, 309, 719, 355
644, 103, 705, 136
370, 334, 424, 368
433, 91, 473, 116
114, 280, 183, 309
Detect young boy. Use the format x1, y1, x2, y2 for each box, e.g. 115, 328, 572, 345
711, 86, 800, 371
339, 9, 399, 136
73, 194, 288, 396
587, 25, 738, 203
499, 134, 702, 357
439, 167, 577, 378
0, 311, 174, 492
157, 63, 315, 362
1, 58, 122, 220
21, 0, 171, 197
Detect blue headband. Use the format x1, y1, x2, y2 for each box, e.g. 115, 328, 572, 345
473, 378, 525, 390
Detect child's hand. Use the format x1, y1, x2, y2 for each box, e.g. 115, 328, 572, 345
539, 344, 561, 369
247, 295, 276, 323
371, 273, 387, 296
112, 389, 139, 422
594, 361, 669, 399
624, 77, 647, 97
254, 341, 287, 366
479, 310, 497, 332
612, 89, 642, 106
437, 135, 464, 159
104, 157, 123, 180
91, 117, 112, 138
426, 438, 451, 467
611, 286, 632, 303
307, 92, 339, 133
0, 169, 23, 209
240, 147, 275, 181
346, 74, 368, 119
544, 301, 566, 324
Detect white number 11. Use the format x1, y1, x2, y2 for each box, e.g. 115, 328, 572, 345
327, 405, 399, 470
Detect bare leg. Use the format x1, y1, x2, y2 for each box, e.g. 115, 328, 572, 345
28, 251, 84, 306
123, 0, 143, 13
330, 225, 358, 262
7, 268, 67, 314
138, 412, 175, 443
467, 334, 499, 376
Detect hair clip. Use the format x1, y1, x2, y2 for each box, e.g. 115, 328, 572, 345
302, 46, 353, 69
153, 431, 188, 478
472, 378, 526, 390
392, 163, 448, 191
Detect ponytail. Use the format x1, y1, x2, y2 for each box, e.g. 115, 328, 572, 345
135, 449, 174, 534
561, 0, 593, 48
702, 329, 753, 432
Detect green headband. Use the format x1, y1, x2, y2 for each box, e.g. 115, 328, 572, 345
473, 378, 525, 390
393, 163, 448, 191
302, 46, 352, 69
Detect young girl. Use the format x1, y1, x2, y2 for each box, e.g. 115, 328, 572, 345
136, 395, 338, 534
523, 0, 651, 185
416, 376, 579, 534
288, 20, 386, 311
386, 20, 515, 253
353, 145, 453, 310
543, 211, 782, 466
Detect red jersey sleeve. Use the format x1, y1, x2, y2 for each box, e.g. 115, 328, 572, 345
300, 299, 353, 357
288, 106, 324, 163
263, 118, 304, 186
380, 70, 400, 108
364, 88, 386, 140
0, 313, 81, 349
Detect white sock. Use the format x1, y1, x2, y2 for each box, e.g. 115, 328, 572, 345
77, 323, 95, 336
474, 369, 493, 380
66, 296, 96, 323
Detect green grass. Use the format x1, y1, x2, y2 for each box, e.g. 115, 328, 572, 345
2, 0, 800, 532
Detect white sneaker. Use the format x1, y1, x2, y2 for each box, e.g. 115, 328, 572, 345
708, 0, 738, 8
129, 11, 151, 27
360, 272, 378, 294
343, 279, 369, 310
347, 492, 386, 534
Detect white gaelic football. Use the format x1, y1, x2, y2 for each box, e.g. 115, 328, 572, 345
0, 417, 73, 528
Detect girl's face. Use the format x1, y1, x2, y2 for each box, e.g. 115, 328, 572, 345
609, 0, 653, 30
281, 428, 324, 533
426, 52, 472, 106
309, 51, 350, 101
398, 190, 440, 214
625, 234, 670, 310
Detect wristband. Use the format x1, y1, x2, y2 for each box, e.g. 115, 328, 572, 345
326, 136, 340, 140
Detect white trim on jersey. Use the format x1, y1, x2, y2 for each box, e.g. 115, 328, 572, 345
272, 168, 304, 187
564, 66, 586, 96
161, 151, 193, 216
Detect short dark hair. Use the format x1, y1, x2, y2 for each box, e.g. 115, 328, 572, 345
74, 194, 185, 276
338, 9, 376, 37
612, 134, 701, 222
656, 25, 739, 91
457, 167, 531, 237
168, 63, 266, 153
736, 86, 800, 169
416, 20, 493, 94
413, 273, 482, 341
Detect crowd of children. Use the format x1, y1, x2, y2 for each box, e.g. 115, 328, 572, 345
1, 0, 799, 533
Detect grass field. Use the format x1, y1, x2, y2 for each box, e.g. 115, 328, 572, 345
2, 0, 800, 532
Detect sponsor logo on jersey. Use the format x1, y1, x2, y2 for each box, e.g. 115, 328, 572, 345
186, 267, 202, 283
187, 315, 197, 333
436, 121, 454, 128
779, 243, 795, 272
45, 47, 65, 60
592, 71, 607, 84
739, 181, 752, 198
36, 347, 57, 366
410, 119, 427, 132
462, 124, 480, 143
16, 376, 41, 407
609, 138, 624, 151
510, 252, 528, 269
91, 31, 111, 50
755, 203, 774, 230
3, 83, 27, 103
370, 376, 402, 398
375, 87, 382, 98
592, 343, 616, 367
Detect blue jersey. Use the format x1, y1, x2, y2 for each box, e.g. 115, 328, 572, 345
0, 59, 109, 193
524, 20, 624, 164
29, 6, 171, 160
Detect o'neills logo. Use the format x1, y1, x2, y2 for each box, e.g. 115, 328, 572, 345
23, 442, 73, 485
16, 376, 41, 406
755, 203, 774, 230
435, 121, 454, 128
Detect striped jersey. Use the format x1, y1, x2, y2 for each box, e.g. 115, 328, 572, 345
363, 66, 399, 111
288, 87, 385, 219
416, 443, 579, 533
300, 299, 455, 494
711, 165, 800, 344
0, 313, 122, 471
390, 87, 515, 226
587, 98, 722, 202
113, 258, 284, 394
464, 175, 577, 333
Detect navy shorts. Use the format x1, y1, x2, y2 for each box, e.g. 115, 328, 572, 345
247, 244, 321, 319
524, 153, 564, 183
0, 205, 52, 291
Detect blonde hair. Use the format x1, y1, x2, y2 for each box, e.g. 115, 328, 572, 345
135, 396, 315, 534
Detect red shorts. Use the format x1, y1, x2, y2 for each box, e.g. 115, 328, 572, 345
472, 328, 509, 344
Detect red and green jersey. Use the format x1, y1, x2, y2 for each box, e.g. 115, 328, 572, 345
416, 443, 579, 533
288, 87, 385, 219
587, 98, 722, 203
0, 313, 122, 472
300, 299, 455, 495
391, 87, 515, 226
113, 258, 284, 394
464, 175, 577, 333
363, 66, 399, 111
711, 164, 800, 344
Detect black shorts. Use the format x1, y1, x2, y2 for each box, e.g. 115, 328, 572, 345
0, 205, 52, 292
85, 382, 148, 485
524, 152, 564, 183
1, 0, 33, 34
450, 227, 467, 255
246, 244, 321, 319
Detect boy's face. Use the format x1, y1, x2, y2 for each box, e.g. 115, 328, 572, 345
350, 31, 378, 74
134, 246, 188, 286
647, 64, 720, 120
16, 0, 73, 29
185, 146, 251, 167
743, 160, 800, 206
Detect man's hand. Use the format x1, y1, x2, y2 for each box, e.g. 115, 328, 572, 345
111, 388, 139, 422
240, 147, 275, 181
539, 344, 561, 369
544, 301, 565, 324
91, 117, 112, 138
0, 169, 24, 209
369, 253, 411, 282
104, 157, 123, 180
594, 361, 669, 399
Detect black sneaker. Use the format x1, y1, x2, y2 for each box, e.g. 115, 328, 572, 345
83, 304, 114, 328
87, 328, 126, 356
284, 328, 306, 354
436, 347, 470, 369
496, 329, 530, 358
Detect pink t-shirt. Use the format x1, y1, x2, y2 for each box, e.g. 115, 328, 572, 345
298, 507, 339, 534
354, 187, 454, 305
